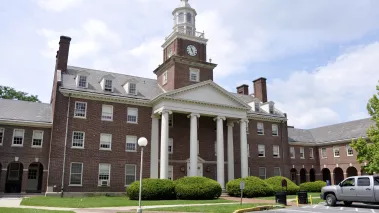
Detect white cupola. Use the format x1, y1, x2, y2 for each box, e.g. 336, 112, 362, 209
172, 0, 197, 37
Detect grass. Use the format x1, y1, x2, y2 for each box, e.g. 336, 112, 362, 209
0, 208, 74, 213
21, 196, 234, 208
134, 203, 271, 213
256, 192, 321, 200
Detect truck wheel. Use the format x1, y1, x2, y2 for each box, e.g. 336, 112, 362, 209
326, 194, 337, 206
343, 201, 353, 206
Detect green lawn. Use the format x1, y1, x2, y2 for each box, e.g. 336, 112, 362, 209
135, 204, 274, 213
21, 196, 234, 208
0, 208, 74, 213
256, 192, 321, 200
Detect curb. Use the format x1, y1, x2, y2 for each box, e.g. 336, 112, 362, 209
232, 205, 285, 213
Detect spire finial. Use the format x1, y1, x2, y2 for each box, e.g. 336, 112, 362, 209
179, 0, 191, 7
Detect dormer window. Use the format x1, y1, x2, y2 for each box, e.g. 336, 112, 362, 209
269, 104, 274, 114
128, 83, 137, 95
254, 102, 260, 112
104, 79, 113, 92
78, 76, 87, 88
189, 68, 199, 82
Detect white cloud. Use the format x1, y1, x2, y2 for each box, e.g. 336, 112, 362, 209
36, 0, 82, 12
269, 42, 379, 129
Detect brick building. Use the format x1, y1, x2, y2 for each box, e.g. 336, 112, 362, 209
0, 0, 375, 196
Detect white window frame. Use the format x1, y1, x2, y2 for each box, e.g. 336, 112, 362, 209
12, 129, 24, 147
100, 133, 112, 151
257, 122, 264, 135
247, 144, 250, 157
98, 163, 111, 186
290, 147, 295, 159
127, 107, 138, 124
272, 124, 278, 136
168, 138, 173, 154
104, 79, 113, 92
69, 162, 83, 186
333, 146, 340, 157
125, 164, 136, 186
0, 128, 4, 146
31, 130, 44, 148
128, 82, 137, 95
300, 147, 305, 159
77, 75, 88, 88
163, 71, 168, 84
259, 167, 266, 179
254, 102, 260, 112
274, 167, 281, 176
273, 145, 280, 158
258, 144, 265, 157
72, 131, 85, 149
168, 165, 174, 180
101, 105, 113, 121
346, 145, 354, 156
189, 68, 200, 82
309, 148, 314, 159
321, 147, 327, 158
126, 135, 137, 152
74, 101, 87, 118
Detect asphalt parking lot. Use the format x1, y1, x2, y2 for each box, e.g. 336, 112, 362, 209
266, 202, 379, 213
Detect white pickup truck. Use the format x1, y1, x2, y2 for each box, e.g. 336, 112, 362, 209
320, 175, 379, 206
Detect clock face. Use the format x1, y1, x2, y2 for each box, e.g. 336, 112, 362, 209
186, 45, 197, 56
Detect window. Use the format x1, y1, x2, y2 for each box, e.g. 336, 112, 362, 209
321, 148, 327, 158
28, 170, 37, 179
125, 164, 136, 186
168, 165, 174, 180
290, 147, 295, 158
163, 71, 168, 84
168, 138, 173, 154
259, 167, 266, 179
0, 128, 4, 145
247, 144, 250, 157
258, 145, 265, 157
169, 113, 174, 127
189, 68, 199, 82
269, 104, 274, 114
7, 163, 22, 180
333, 146, 340, 157
127, 108, 138, 123
346, 145, 354, 156
72, 131, 85, 148
78, 76, 87, 88
178, 12, 184, 23
101, 105, 113, 121
300, 147, 305, 159
12, 129, 24, 146
341, 178, 355, 187
357, 177, 370, 187
273, 145, 280, 158
69, 163, 83, 186
186, 13, 192, 23
74, 102, 87, 118
272, 124, 278, 136
126, 135, 137, 152
248, 167, 251, 176
254, 102, 260, 112
257, 122, 264, 135
32, 130, 44, 147
309, 148, 314, 159
104, 79, 113, 92
98, 164, 111, 186
100, 133, 112, 150
274, 167, 281, 176
128, 83, 137, 95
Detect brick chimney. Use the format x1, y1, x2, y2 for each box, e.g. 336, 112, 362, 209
253, 77, 267, 103
55, 35, 71, 73
236, 84, 249, 95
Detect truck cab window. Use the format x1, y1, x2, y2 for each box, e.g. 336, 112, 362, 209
357, 177, 370, 186
341, 178, 355, 187
374, 177, 379, 185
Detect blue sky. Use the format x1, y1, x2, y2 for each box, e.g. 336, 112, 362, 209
1, 0, 379, 129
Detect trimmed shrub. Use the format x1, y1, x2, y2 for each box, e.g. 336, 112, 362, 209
226, 176, 275, 198
174, 176, 222, 200
126, 178, 176, 200
299, 181, 326, 192
265, 176, 300, 195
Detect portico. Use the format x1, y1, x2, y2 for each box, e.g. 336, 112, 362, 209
149, 80, 251, 189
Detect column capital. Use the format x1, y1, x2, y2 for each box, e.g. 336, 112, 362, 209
187, 113, 200, 118
151, 114, 160, 119
213, 116, 226, 121
239, 118, 249, 123
226, 121, 234, 127
160, 109, 172, 115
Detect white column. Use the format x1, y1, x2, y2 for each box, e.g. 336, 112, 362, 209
240, 118, 249, 178
227, 121, 234, 182
188, 113, 200, 177
160, 109, 171, 179
214, 116, 226, 189
150, 114, 159, 178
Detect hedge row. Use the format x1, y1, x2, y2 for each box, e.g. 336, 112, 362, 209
126, 177, 222, 200
299, 181, 326, 192
264, 176, 300, 195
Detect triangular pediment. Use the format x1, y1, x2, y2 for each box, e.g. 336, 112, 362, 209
165, 81, 250, 109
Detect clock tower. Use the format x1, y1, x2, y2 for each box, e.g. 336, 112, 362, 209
154, 0, 217, 91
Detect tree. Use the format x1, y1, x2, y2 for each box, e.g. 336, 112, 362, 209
350, 81, 379, 174
0, 85, 40, 102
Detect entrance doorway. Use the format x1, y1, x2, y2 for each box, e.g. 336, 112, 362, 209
290, 168, 298, 184
5, 162, 23, 193
26, 163, 44, 193
187, 163, 203, 177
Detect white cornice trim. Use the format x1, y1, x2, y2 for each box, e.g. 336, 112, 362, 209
162, 32, 208, 49
289, 137, 368, 147
247, 112, 287, 122
0, 119, 52, 128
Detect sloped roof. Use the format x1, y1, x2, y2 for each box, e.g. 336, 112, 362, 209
288, 118, 376, 144
0, 99, 52, 123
